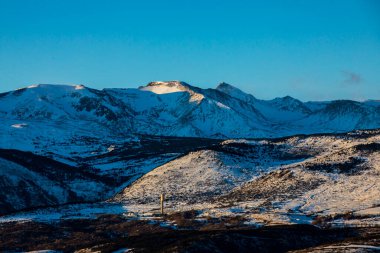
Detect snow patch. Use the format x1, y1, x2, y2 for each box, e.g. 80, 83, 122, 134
107, 145, 116, 152
27, 84, 39, 89
216, 101, 230, 109
74, 84, 85, 90
141, 82, 185, 94
11, 123, 28, 128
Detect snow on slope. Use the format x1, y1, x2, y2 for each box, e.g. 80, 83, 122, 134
215, 82, 380, 132
0, 158, 69, 214
1, 81, 379, 227
293, 100, 380, 133
216, 82, 257, 104
0, 150, 111, 215
0, 84, 128, 121
107, 81, 272, 138
113, 150, 259, 204
140, 81, 190, 94
109, 129, 380, 226
1, 130, 379, 227
218, 130, 380, 225
0, 133, 220, 216
113, 140, 309, 206
1, 81, 379, 142
216, 82, 312, 122
0, 118, 134, 164
0, 84, 134, 141
287, 139, 380, 215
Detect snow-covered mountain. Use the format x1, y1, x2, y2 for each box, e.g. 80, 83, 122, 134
0, 84, 134, 124
1, 81, 379, 142
1, 81, 380, 219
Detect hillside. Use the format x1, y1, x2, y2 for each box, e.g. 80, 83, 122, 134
113, 129, 380, 226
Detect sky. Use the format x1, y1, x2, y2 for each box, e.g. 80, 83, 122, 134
0, 0, 379, 101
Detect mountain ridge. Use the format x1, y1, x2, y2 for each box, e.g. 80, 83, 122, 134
1, 81, 379, 140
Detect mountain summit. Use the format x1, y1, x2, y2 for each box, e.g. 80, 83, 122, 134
216, 82, 257, 103
140, 81, 192, 94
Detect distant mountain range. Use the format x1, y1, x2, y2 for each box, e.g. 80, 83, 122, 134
1, 81, 379, 139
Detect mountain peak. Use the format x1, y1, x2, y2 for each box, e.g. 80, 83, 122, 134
216, 82, 239, 91
140, 81, 192, 94
216, 82, 256, 102
19, 83, 87, 91
271, 95, 306, 105
146, 80, 189, 87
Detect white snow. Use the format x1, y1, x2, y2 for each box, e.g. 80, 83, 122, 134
75, 84, 85, 90
107, 144, 116, 152
140, 81, 185, 94
11, 123, 27, 128
0, 82, 379, 228
1, 81, 379, 139
27, 84, 39, 89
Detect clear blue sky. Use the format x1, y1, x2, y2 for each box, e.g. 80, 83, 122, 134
0, 0, 379, 101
